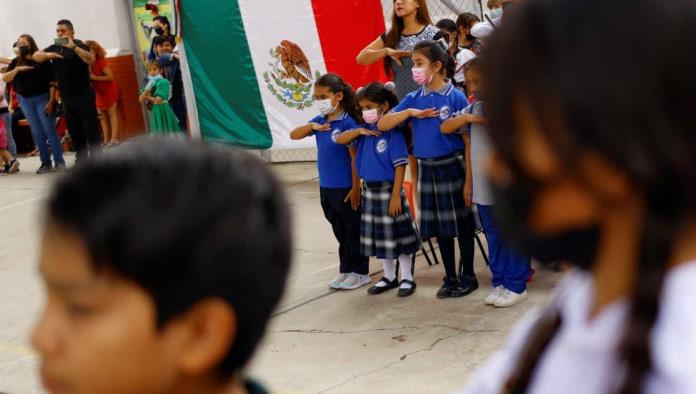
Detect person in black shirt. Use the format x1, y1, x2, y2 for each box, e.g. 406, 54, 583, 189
33, 19, 101, 163
3, 34, 66, 173
148, 16, 176, 62
153, 36, 187, 131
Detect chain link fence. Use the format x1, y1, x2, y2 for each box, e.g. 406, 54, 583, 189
381, 0, 489, 25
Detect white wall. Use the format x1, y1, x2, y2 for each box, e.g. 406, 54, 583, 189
0, 0, 133, 57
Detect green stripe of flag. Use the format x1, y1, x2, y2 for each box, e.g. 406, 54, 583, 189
181, 0, 272, 149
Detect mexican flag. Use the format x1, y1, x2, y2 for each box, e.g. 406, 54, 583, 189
180, 0, 387, 150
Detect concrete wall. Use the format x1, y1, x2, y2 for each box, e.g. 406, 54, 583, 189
1, 0, 133, 57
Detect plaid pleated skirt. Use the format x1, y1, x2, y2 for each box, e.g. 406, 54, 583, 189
360, 181, 422, 259
417, 153, 471, 239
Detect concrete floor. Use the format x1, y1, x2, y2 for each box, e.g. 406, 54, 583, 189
0, 154, 561, 394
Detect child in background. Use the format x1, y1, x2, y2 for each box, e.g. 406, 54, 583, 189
378, 40, 478, 299
290, 73, 370, 290
488, 0, 503, 18
32, 139, 290, 394
86, 40, 120, 147
453, 13, 480, 94
441, 58, 531, 307
0, 115, 19, 174
139, 62, 181, 135
335, 82, 422, 297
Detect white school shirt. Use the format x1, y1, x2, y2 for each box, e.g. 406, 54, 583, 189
462, 261, 696, 394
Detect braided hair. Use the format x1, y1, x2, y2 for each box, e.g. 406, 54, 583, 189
483, 0, 696, 392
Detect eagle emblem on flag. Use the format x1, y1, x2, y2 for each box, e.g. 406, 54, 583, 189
264, 40, 321, 110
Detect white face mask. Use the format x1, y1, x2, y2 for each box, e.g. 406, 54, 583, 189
317, 98, 337, 116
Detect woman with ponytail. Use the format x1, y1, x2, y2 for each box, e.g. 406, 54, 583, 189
463, 0, 696, 393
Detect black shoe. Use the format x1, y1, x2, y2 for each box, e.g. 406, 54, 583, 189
7, 159, 20, 174
53, 163, 66, 172
397, 280, 417, 297
436, 277, 460, 299
367, 277, 398, 294
36, 163, 53, 174
452, 275, 479, 297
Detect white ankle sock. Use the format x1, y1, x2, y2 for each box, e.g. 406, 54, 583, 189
376, 259, 397, 287
398, 255, 413, 288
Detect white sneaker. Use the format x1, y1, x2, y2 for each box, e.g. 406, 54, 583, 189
339, 273, 372, 290
494, 289, 528, 308
485, 285, 506, 305
329, 273, 348, 289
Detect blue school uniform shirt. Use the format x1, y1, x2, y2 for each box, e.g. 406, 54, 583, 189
353, 124, 409, 182
308, 112, 355, 188
391, 80, 468, 158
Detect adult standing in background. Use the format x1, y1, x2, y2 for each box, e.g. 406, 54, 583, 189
34, 19, 101, 163
4, 34, 65, 174
356, 0, 438, 192
153, 36, 187, 132
86, 40, 120, 147
357, 0, 438, 100
148, 16, 176, 62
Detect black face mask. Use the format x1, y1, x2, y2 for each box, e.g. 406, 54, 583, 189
466, 34, 475, 41
154, 27, 165, 36
490, 173, 601, 270
18, 46, 30, 57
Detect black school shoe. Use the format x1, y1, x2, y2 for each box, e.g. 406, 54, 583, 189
397, 280, 417, 297
367, 277, 399, 295
455, 275, 479, 297
36, 163, 53, 174
437, 277, 463, 299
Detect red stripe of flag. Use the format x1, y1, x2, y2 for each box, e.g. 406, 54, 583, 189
311, 0, 388, 90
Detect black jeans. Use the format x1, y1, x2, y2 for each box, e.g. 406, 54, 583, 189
64, 96, 101, 161
170, 95, 188, 132
320, 187, 369, 275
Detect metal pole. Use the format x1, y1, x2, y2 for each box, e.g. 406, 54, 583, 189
479, 0, 485, 19
177, 41, 202, 140
125, 0, 151, 133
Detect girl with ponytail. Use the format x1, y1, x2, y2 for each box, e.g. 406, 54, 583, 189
464, 0, 696, 393
290, 73, 370, 291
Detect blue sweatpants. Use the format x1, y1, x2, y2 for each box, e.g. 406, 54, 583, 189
477, 204, 531, 294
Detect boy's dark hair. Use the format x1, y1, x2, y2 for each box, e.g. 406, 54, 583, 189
356, 82, 399, 112
315, 73, 362, 122
463, 57, 482, 74
413, 40, 454, 78
152, 35, 175, 47
435, 18, 457, 33
46, 138, 292, 377
57, 19, 74, 31
153, 15, 171, 30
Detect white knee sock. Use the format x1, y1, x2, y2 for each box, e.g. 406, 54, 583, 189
376, 259, 397, 287
398, 254, 414, 288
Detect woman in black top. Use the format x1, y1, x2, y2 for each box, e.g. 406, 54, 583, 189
3, 34, 65, 174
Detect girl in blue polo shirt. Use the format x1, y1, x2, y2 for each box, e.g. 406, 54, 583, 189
378, 40, 477, 299
290, 73, 370, 291
335, 82, 422, 297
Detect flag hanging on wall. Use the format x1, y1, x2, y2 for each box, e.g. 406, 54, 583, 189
180, 0, 387, 149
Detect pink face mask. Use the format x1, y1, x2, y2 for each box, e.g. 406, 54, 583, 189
412, 67, 433, 85
362, 109, 380, 125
